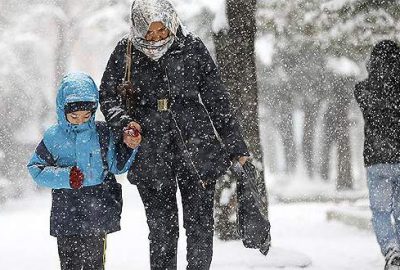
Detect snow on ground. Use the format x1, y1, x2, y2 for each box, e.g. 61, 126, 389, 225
0, 177, 384, 270
268, 172, 368, 203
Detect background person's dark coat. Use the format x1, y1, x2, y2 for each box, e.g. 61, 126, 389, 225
100, 31, 249, 188
354, 40, 400, 167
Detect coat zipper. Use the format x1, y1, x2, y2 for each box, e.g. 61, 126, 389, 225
89, 153, 93, 181
164, 67, 207, 190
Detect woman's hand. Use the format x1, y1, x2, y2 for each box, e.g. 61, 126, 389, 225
123, 121, 142, 149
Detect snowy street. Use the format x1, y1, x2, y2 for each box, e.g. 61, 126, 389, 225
1, 178, 383, 270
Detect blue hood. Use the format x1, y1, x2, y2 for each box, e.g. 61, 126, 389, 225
56, 72, 99, 132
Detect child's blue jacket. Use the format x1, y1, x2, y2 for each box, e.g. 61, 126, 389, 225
27, 72, 137, 237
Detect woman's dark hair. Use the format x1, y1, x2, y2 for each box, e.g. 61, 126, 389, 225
367, 40, 400, 96
369, 40, 400, 81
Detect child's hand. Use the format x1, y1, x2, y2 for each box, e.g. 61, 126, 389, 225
70, 166, 84, 189
123, 122, 142, 149
238, 156, 249, 166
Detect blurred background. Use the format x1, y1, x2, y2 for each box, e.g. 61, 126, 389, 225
1, 0, 400, 251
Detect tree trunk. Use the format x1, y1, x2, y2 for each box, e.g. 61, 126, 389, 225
337, 122, 352, 190
302, 101, 319, 177
335, 78, 353, 190
0, 127, 13, 179
319, 77, 353, 189
213, 30, 239, 240
276, 107, 297, 174
320, 103, 336, 181
54, 0, 70, 88
213, 0, 269, 240
264, 115, 279, 174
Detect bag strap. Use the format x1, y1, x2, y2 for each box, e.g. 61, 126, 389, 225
96, 121, 111, 173
123, 39, 133, 83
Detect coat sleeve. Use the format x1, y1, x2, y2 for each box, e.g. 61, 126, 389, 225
106, 135, 138, 174
27, 140, 72, 189
195, 38, 249, 158
99, 38, 132, 135
354, 81, 377, 113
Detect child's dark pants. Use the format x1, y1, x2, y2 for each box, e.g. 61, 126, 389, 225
57, 234, 106, 270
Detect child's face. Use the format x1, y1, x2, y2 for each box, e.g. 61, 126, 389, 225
66, 110, 92, 125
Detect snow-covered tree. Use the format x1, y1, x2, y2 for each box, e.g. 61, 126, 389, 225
0, 0, 130, 194
317, 0, 400, 60
258, 0, 329, 176
212, 0, 269, 240
0, 1, 53, 186
257, 0, 358, 189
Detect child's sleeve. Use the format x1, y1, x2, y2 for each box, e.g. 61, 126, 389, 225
27, 140, 72, 189
107, 136, 138, 175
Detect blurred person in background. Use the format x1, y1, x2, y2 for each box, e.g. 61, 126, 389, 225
354, 40, 400, 270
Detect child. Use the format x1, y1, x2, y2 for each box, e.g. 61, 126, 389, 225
354, 40, 400, 270
27, 72, 141, 270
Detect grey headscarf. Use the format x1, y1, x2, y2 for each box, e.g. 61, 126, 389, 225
129, 0, 188, 61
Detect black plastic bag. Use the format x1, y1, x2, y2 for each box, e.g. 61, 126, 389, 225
231, 161, 271, 255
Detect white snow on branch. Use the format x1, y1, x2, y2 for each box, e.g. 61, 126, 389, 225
321, 0, 359, 12
256, 34, 275, 66
172, 0, 228, 33
326, 56, 361, 76
20, 4, 68, 24
211, 0, 229, 33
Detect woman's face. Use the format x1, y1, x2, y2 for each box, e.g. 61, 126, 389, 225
145, 21, 170, 42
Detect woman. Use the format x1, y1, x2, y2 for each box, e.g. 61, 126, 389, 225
99, 0, 249, 269
354, 40, 400, 270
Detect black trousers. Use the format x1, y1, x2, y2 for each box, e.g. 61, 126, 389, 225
57, 234, 106, 270
137, 159, 216, 270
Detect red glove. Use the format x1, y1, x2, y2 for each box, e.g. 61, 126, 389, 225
70, 166, 84, 189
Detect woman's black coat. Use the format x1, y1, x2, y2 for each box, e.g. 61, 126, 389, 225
99, 32, 248, 188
